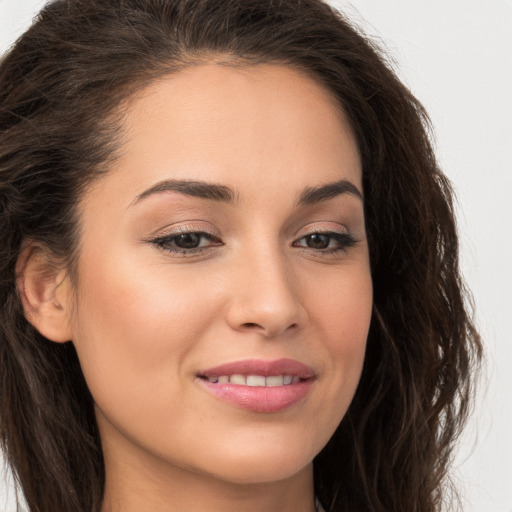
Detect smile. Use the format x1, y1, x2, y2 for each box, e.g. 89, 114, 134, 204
203, 374, 301, 386
197, 359, 315, 413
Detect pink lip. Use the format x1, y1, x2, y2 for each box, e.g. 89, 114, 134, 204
199, 358, 315, 378
197, 358, 315, 413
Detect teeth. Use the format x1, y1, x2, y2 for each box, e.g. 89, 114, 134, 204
207, 374, 301, 387
266, 375, 284, 387
247, 375, 266, 387
230, 374, 247, 385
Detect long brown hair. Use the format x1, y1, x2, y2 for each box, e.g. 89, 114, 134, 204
0, 1, 482, 511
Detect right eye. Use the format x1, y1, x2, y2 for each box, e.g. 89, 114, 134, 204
150, 231, 223, 255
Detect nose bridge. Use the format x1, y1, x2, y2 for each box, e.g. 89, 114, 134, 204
226, 241, 306, 337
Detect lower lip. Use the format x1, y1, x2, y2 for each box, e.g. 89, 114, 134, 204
197, 378, 314, 413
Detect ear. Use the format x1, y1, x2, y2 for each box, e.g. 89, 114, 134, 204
16, 243, 73, 343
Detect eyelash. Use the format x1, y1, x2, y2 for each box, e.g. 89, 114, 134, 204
149, 229, 358, 257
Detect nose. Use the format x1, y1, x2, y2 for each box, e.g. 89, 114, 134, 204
225, 249, 308, 338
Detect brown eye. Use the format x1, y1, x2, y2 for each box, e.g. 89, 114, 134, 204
150, 231, 222, 254
305, 233, 330, 249
174, 233, 202, 249
293, 231, 357, 254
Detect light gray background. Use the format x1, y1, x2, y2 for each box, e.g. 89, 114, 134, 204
1, 1, 511, 511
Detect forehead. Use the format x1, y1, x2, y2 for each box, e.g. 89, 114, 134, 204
82, 63, 361, 211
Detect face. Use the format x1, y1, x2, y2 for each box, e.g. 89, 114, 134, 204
68, 64, 372, 486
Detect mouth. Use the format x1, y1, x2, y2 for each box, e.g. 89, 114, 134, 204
199, 374, 303, 386
196, 358, 316, 413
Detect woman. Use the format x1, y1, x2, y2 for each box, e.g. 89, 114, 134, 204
0, 0, 482, 511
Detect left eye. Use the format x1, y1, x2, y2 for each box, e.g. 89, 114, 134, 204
294, 232, 356, 251
170, 232, 208, 249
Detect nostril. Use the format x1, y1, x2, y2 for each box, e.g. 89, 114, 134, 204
240, 321, 299, 336
242, 322, 261, 329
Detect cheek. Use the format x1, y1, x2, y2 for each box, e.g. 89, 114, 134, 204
69, 249, 219, 411
309, 262, 372, 353
304, 263, 372, 420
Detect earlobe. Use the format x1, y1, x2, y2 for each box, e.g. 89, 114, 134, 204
16, 243, 73, 343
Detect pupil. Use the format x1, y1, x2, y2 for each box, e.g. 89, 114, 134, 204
307, 234, 329, 249
176, 233, 201, 249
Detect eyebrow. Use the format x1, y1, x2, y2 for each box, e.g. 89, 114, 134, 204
298, 179, 363, 205
132, 179, 236, 206
131, 178, 363, 207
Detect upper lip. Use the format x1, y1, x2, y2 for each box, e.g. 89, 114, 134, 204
199, 358, 315, 379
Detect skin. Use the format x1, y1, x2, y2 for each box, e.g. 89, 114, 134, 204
22, 63, 373, 512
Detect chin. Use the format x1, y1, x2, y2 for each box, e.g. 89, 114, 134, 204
192, 441, 316, 485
